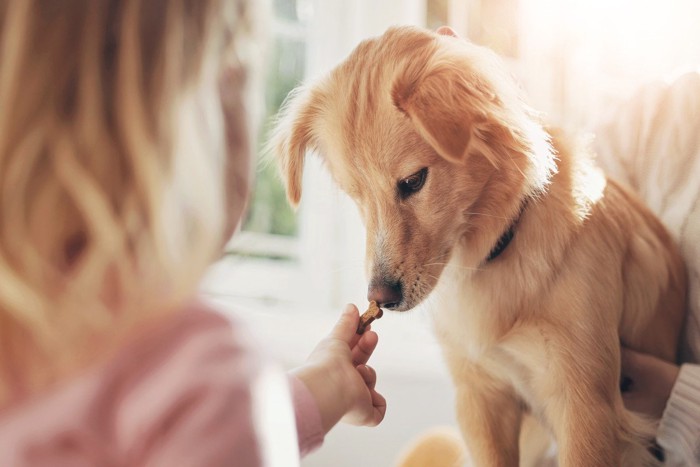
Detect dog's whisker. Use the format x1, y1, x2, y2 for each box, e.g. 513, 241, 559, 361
422, 262, 482, 272
462, 211, 512, 221
424, 250, 453, 265
422, 273, 442, 283
445, 263, 483, 272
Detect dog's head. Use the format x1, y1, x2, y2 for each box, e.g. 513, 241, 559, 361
271, 26, 555, 310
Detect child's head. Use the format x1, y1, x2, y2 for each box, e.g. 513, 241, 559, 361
0, 0, 259, 398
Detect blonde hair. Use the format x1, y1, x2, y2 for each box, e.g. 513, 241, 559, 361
0, 0, 257, 401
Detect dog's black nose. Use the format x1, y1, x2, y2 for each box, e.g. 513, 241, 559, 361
367, 280, 403, 309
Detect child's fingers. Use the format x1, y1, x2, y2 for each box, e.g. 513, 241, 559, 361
352, 331, 378, 366
349, 323, 369, 348
357, 364, 377, 390
368, 389, 387, 426
329, 304, 360, 343
357, 364, 385, 426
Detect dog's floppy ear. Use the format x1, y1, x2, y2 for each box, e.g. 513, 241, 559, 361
268, 86, 324, 208
391, 44, 535, 168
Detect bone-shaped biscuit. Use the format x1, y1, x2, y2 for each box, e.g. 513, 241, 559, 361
357, 300, 383, 334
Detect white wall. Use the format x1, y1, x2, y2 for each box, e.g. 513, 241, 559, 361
516, 0, 700, 130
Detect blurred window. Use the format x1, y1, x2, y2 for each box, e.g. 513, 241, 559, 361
234, 0, 311, 256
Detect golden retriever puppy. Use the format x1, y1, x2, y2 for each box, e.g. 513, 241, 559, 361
271, 26, 686, 466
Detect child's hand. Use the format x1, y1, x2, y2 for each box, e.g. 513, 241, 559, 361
291, 304, 386, 433
620, 347, 680, 419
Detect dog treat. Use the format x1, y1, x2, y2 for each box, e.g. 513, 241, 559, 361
357, 300, 383, 334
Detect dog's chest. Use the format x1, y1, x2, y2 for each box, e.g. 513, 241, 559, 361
431, 273, 545, 411
430, 270, 510, 362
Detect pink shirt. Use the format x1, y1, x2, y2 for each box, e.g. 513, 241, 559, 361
0, 302, 324, 466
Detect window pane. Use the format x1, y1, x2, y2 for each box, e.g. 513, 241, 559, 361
265, 37, 307, 116
273, 0, 313, 23
273, 0, 299, 22
242, 36, 306, 237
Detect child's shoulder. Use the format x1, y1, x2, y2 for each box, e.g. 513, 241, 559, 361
0, 300, 276, 466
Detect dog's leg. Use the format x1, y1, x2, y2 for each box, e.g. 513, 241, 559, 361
537, 339, 658, 466
446, 355, 523, 467
543, 388, 620, 466
497, 323, 644, 467
497, 319, 661, 467
544, 387, 658, 466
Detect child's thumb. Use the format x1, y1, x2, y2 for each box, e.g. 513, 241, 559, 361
329, 304, 360, 342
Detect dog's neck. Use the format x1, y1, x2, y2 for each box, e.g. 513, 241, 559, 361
484, 198, 530, 263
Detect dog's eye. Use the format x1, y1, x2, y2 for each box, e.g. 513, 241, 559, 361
398, 168, 428, 199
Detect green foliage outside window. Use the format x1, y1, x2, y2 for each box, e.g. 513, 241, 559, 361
242, 19, 306, 237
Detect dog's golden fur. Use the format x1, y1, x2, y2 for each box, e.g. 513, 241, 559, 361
272, 26, 687, 466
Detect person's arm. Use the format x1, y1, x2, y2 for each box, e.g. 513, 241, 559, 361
621, 348, 700, 465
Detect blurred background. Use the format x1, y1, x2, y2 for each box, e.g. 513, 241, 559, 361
202, 0, 700, 465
